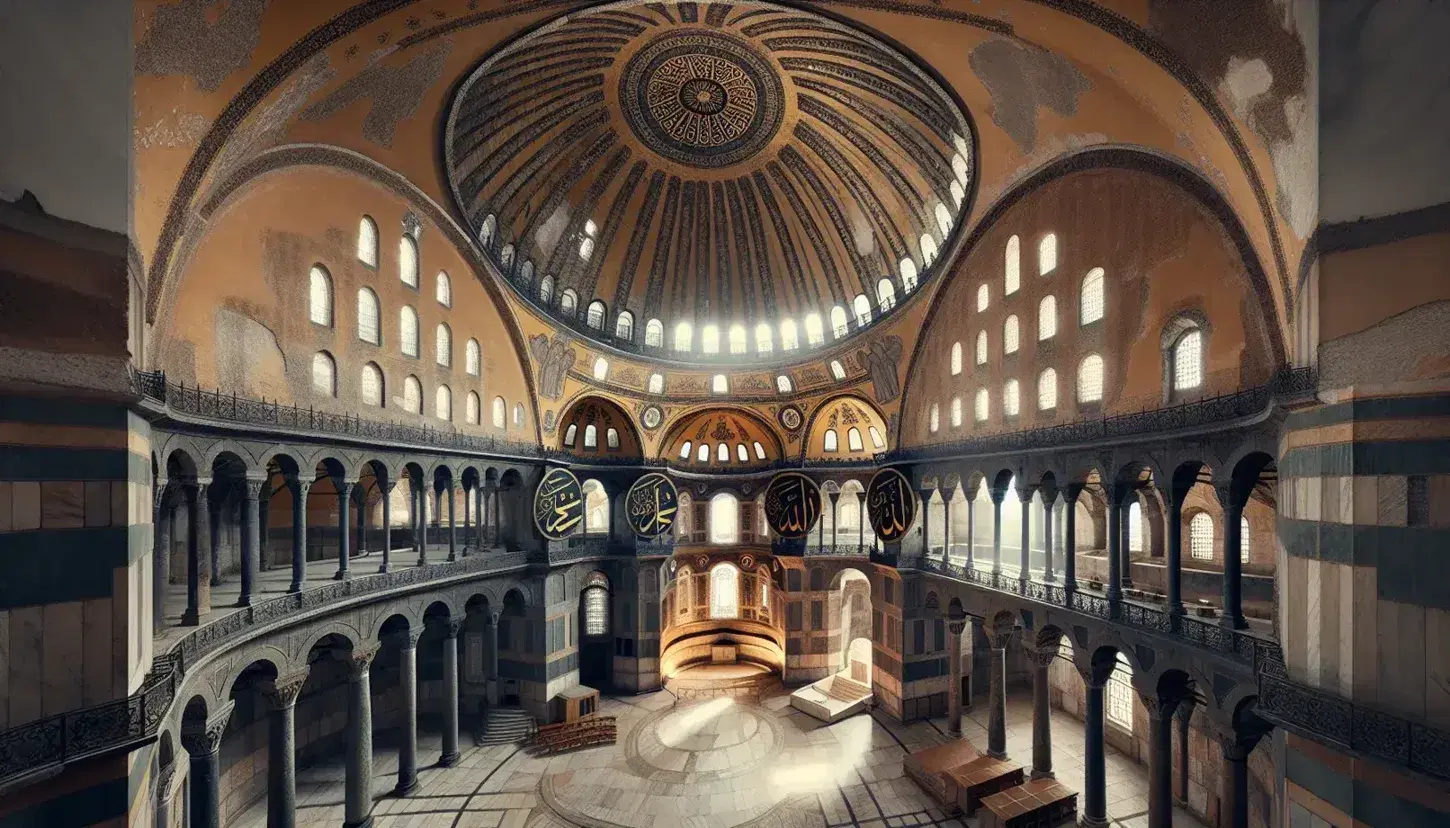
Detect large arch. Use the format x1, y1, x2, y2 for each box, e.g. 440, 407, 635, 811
658, 406, 786, 468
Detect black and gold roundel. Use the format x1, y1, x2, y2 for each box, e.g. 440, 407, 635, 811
533, 468, 584, 540
866, 468, 916, 543
763, 472, 822, 539
625, 472, 679, 538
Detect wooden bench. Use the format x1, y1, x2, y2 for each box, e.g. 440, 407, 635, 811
979, 778, 1078, 828
903, 739, 981, 808
943, 756, 1025, 816
530, 716, 618, 755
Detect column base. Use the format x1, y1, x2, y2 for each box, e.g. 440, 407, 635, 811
288, 581, 303, 594
377, 564, 390, 574
447, 553, 457, 562
1220, 614, 1248, 630
333, 570, 351, 581
210, 576, 223, 587
1079, 817, 1110, 828
439, 750, 461, 767
180, 609, 202, 626
234, 597, 251, 608
343, 818, 374, 828
1029, 768, 1054, 781
394, 778, 418, 797
988, 749, 1007, 760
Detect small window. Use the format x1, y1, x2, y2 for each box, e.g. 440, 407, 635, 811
1003, 315, 1020, 354
466, 391, 480, 424
491, 396, 506, 428
357, 288, 380, 344
499, 244, 515, 272
435, 323, 451, 367
755, 323, 773, 354
674, 321, 693, 352
920, 234, 939, 267
1173, 328, 1204, 391
780, 319, 799, 350
950, 396, 963, 428
404, 376, 423, 414
436, 271, 452, 307
605, 428, 619, 450
777, 375, 793, 394
564, 423, 578, 447
702, 324, 720, 354
975, 389, 989, 422
976, 330, 988, 365
1081, 268, 1105, 325
513, 403, 524, 428
935, 202, 953, 236
853, 294, 872, 327
360, 362, 384, 407
709, 561, 741, 611
950, 180, 965, 208
1129, 501, 1143, 552
478, 214, 496, 247
824, 430, 839, 452
1190, 513, 1214, 560
1003, 380, 1020, 416
847, 428, 864, 452
950, 342, 962, 375
586, 301, 606, 330
1240, 517, 1251, 563
753, 441, 766, 460
399, 235, 419, 288
578, 236, 594, 262
648, 373, 664, 394
831, 306, 849, 338
435, 385, 452, 420
829, 360, 846, 381
357, 216, 378, 266
465, 339, 481, 376
560, 289, 578, 316
309, 266, 333, 327
928, 403, 940, 433
1039, 233, 1058, 276
1038, 368, 1058, 410
877, 278, 897, 312
712, 374, 728, 394
697, 443, 709, 462
539, 275, 554, 304
584, 219, 598, 237
869, 427, 885, 449
400, 306, 419, 357
645, 318, 664, 348
584, 424, 598, 448
717, 443, 729, 462
679, 441, 692, 459
1078, 354, 1105, 403
616, 311, 635, 341
519, 261, 534, 288
1038, 296, 1057, 340
976, 283, 989, 312
311, 353, 336, 396
593, 357, 609, 380
804, 314, 825, 347
900, 258, 919, 292
1004, 235, 1020, 295
737, 443, 748, 462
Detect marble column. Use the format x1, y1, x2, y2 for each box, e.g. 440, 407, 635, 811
1164, 483, 1185, 618
261, 670, 308, 828
1079, 662, 1110, 828
289, 478, 310, 593
1220, 727, 1264, 828
946, 617, 967, 736
964, 487, 976, 569
334, 479, 353, 580
990, 487, 1004, 575
441, 619, 463, 766
1062, 486, 1079, 593
344, 647, 379, 828
259, 486, 271, 572
487, 612, 501, 705
855, 491, 866, 550
238, 476, 264, 607
1042, 491, 1057, 583
152, 483, 172, 633
447, 483, 458, 562
1018, 484, 1033, 585
987, 625, 1012, 759
1120, 495, 1135, 589
182, 482, 208, 626
153, 761, 176, 828
1025, 643, 1055, 780
476, 485, 487, 548
462, 482, 473, 555
414, 482, 428, 566
208, 488, 223, 588
395, 631, 420, 796
355, 487, 367, 559
828, 491, 840, 549
1144, 693, 1182, 828
1218, 483, 1247, 629
918, 489, 930, 556
1106, 486, 1123, 606
1175, 699, 1196, 805
181, 702, 233, 828
379, 482, 394, 573
940, 485, 954, 562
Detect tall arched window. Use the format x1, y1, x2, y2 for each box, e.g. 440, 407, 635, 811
1004, 315, 1020, 354
478, 214, 496, 247
307, 266, 335, 329
755, 323, 773, 353
1081, 267, 1105, 325
710, 495, 740, 546
435, 323, 452, 367
465, 339, 480, 376
539, 275, 554, 305
357, 287, 380, 344
679, 441, 692, 459
928, 403, 940, 433
400, 306, 419, 357
560, 289, 578, 316
975, 389, 989, 422
753, 442, 766, 460
847, 428, 864, 452
830, 306, 849, 338
1004, 234, 1021, 295
709, 561, 740, 616
1038, 296, 1057, 340
361, 363, 384, 407
853, 294, 872, 326
1003, 380, 1020, 416
1078, 354, 1104, 402
399, 235, 419, 288
776, 375, 793, 394
824, 429, 839, 452
869, 427, 885, 449
491, 397, 506, 428
780, 319, 799, 350
466, 391, 480, 424
697, 444, 709, 462
403, 376, 422, 414
935, 202, 953, 236
583, 480, 608, 533
919, 234, 938, 267
511, 403, 522, 428
357, 216, 378, 266
1038, 233, 1058, 275
1173, 328, 1204, 391
584, 424, 598, 448
950, 396, 963, 428
586, 300, 606, 330
702, 324, 720, 354
950, 342, 963, 375
804, 313, 825, 347
519, 261, 534, 286
1240, 517, 1251, 563
564, 424, 578, 447
976, 330, 988, 365
583, 585, 608, 635
1189, 513, 1214, 560
1128, 501, 1143, 552
977, 283, 989, 312
607, 428, 620, 449
645, 318, 664, 348
674, 321, 693, 352
616, 311, 634, 341
900, 258, 918, 291
737, 444, 748, 462
1106, 652, 1134, 728
877, 278, 897, 312
312, 352, 336, 396
1038, 368, 1058, 410
435, 385, 452, 420
436, 271, 452, 307
648, 373, 664, 394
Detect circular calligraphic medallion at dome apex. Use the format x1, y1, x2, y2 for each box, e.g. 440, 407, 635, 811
763, 472, 822, 538
625, 472, 679, 538
533, 467, 584, 540
866, 467, 917, 543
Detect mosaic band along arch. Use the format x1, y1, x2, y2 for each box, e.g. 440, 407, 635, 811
534, 466, 584, 539
625, 472, 680, 538
763, 471, 822, 538
866, 466, 916, 543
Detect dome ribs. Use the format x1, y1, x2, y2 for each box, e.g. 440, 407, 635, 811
615, 169, 667, 319
475, 105, 609, 227
793, 120, 910, 272
797, 92, 928, 221
526, 140, 627, 294
642, 177, 683, 320
579, 158, 648, 306
777, 147, 859, 305
735, 175, 779, 317
753, 168, 820, 313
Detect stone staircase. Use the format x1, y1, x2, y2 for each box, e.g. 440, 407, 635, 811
826, 675, 871, 703
475, 706, 536, 746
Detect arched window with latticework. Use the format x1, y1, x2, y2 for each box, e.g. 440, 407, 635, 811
755, 323, 773, 354
729, 325, 747, 354
951, 342, 962, 375
583, 480, 608, 532
1106, 652, 1134, 728
436, 271, 451, 307
1081, 268, 1105, 325
404, 376, 422, 414
465, 339, 480, 376
1189, 513, 1214, 560
710, 495, 740, 546
645, 318, 664, 348
709, 561, 740, 617
357, 216, 378, 266
616, 311, 634, 341
853, 294, 872, 327
361, 363, 384, 407
309, 266, 333, 327
1078, 354, 1105, 403
583, 584, 608, 635
435, 323, 451, 367
587, 301, 606, 330
400, 306, 419, 357
357, 288, 380, 344
312, 351, 336, 397
1004, 235, 1020, 295
399, 235, 419, 288
877, 278, 897, 312
831, 306, 849, 338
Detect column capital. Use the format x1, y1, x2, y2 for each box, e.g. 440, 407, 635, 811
153, 479, 172, 511
341, 645, 380, 678
435, 617, 466, 638
854, 490, 866, 504
333, 477, 356, 497
1021, 641, 1058, 669
1061, 482, 1083, 504
288, 475, 312, 497
392, 629, 422, 651
1137, 691, 1184, 722
240, 473, 268, 501
259, 669, 310, 711
947, 619, 967, 636
1217, 729, 1261, 762
1213, 479, 1239, 511
1074, 657, 1114, 689
988, 624, 1017, 650
182, 478, 206, 501
180, 700, 235, 756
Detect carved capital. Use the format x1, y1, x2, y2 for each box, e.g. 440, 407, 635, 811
442, 618, 466, 638
343, 645, 380, 679
241, 474, 268, 502
1138, 692, 1182, 722
333, 478, 355, 498
393, 629, 422, 651
180, 701, 234, 756
1218, 729, 1260, 762
259, 669, 310, 711
1021, 642, 1057, 669
289, 476, 312, 498
947, 619, 967, 636
1074, 658, 1112, 689
183, 480, 207, 503
988, 626, 1017, 650
153, 480, 172, 513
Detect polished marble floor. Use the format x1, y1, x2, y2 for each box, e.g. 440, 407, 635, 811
231, 691, 1208, 828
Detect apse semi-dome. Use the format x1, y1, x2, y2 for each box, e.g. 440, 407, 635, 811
445, 0, 974, 365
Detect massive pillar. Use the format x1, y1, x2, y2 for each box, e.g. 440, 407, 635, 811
181, 702, 233, 828
261, 671, 309, 828
238, 475, 264, 607
289, 478, 309, 593
395, 631, 420, 796
440, 619, 463, 766
946, 615, 967, 736
344, 646, 379, 828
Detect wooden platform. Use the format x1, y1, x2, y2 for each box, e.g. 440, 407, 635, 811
979, 778, 1078, 828
944, 756, 1025, 816
903, 739, 981, 807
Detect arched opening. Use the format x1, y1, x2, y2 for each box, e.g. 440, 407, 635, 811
709, 492, 739, 545
578, 571, 611, 688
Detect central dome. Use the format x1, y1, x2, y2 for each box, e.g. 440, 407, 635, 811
445, 0, 974, 365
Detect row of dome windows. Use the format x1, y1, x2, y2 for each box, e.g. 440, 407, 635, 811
562, 423, 621, 450
678, 441, 771, 464
596, 360, 849, 398
309, 352, 524, 428
822, 426, 887, 453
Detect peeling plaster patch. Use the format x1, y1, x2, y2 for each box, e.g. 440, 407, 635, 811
299, 43, 454, 148
135, 108, 209, 149
1319, 301, 1450, 389
968, 39, 1091, 154
849, 207, 876, 257
136, 0, 268, 92
214, 306, 287, 399
535, 202, 571, 254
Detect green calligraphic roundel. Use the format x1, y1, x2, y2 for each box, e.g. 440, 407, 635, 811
625, 472, 679, 539
533, 467, 584, 540
763, 472, 822, 539
866, 468, 916, 543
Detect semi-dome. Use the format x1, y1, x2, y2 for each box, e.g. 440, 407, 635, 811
445, 0, 974, 365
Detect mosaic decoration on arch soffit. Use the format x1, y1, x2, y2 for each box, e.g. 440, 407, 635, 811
443, 0, 975, 360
